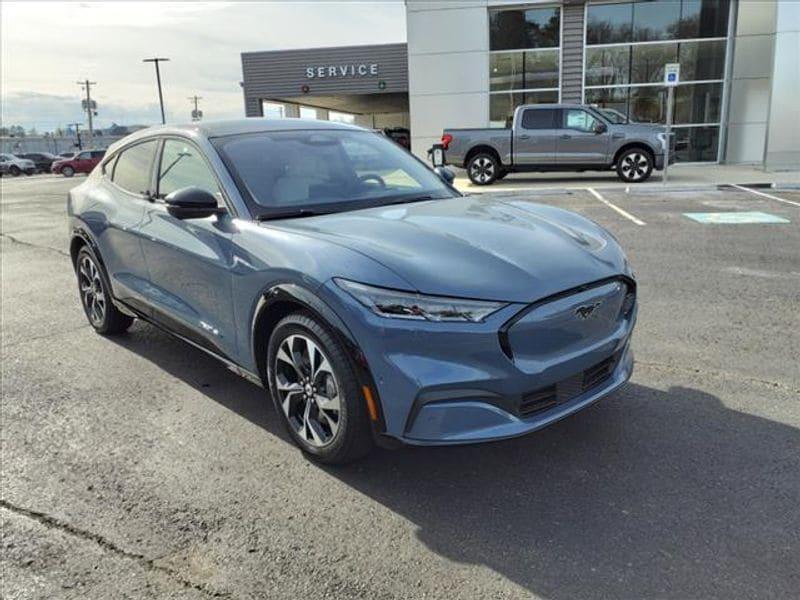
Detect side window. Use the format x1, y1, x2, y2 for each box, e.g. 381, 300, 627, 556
91, 150, 106, 159
521, 109, 557, 130
77, 152, 91, 160
157, 139, 221, 202
564, 109, 600, 133
111, 140, 158, 195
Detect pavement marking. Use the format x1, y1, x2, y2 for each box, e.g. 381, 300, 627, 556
730, 184, 800, 208
586, 187, 646, 226
683, 211, 790, 224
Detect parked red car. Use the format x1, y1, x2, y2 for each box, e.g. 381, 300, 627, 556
51, 149, 106, 177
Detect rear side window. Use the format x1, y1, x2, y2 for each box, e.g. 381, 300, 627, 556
91, 150, 106, 159
112, 140, 158, 195
521, 109, 557, 130
157, 139, 221, 201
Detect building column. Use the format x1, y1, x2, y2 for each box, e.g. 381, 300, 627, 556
561, 1, 586, 104
764, 1, 800, 169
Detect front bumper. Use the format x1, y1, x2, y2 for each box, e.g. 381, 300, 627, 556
320, 277, 636, 446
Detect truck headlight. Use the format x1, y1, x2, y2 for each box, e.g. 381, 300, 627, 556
335, 279, 506, 323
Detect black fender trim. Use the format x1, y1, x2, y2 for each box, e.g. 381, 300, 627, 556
251, 283, 393, 445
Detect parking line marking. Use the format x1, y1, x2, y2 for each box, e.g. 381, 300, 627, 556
730, 184, 800, 208
586, 187, 646, 226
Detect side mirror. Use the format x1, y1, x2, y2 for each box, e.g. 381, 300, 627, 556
433, 166, 455, 185
165, 186, 223, 219
594, 122, 608, 134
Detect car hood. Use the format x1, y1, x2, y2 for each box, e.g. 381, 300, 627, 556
268, 196, 629, 303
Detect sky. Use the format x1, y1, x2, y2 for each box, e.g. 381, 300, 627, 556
1, 1, 406, 131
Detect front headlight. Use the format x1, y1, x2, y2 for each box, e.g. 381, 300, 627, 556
335, 279, 507, 323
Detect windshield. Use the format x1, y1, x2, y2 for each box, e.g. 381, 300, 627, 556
599, 108, 632, 124
213, 129, 457, 218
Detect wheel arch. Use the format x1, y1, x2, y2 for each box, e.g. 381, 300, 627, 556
464, 144, 502, 169
69, 227, 99, 270
613, 142, 655, 166
250, 283, 390, 439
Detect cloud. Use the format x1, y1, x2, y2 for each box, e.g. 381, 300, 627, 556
1, 1, 406, 130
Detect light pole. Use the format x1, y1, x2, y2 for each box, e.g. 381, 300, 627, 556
143, 57, 170, 124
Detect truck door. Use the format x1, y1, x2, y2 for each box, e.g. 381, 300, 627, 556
557, 108, 610, 165
513, 108, 558, 165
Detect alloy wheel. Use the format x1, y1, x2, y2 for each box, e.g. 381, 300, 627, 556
620, 153, 649, 181
274, 334, 341, 447
470, 157, 495, 184
78, 256, 106, 326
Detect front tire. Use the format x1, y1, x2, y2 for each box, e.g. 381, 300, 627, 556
9, 165, 21, 177
62, 166, 75, 178
616, 148, 653, 183
76, 246, 134, 335
467, 152, 500, 185
267, 313, 373, 464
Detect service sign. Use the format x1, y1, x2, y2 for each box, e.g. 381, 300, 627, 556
664, 63, 680, 87
305, 63, 379, 79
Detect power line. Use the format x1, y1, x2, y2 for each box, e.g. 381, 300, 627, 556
76, 80, 97, 139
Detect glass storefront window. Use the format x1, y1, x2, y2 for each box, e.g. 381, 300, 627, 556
674, 82, 722, 124
629, 86, 667, 123
633, 0, 681, 42
586, 87, 630, 122
674, 126, 720, 161
678, 39, 726, 81
585, 46, 630, 86
631, 42, 678, 84
587, 2, 633, 45
490, 50, 559, 91
587, 1, 729, 45
489, 90, 559, 128
677, 0, 730, 38
490, 7, 560, 50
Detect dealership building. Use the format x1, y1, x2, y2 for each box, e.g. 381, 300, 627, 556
241, 0, 799, 168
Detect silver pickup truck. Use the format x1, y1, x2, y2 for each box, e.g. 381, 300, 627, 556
440, 103, 674, 185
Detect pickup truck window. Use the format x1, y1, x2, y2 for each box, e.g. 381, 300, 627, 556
563, 109, 601, 133
521, 109, 557, 130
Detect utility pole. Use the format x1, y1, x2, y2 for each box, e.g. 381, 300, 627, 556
188, 95, 203, 121
77, 80, 97, 140
143, 57, 170, 124
69, 122, 83, 150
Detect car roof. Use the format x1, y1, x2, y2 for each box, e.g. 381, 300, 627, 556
125, 118, 363, 140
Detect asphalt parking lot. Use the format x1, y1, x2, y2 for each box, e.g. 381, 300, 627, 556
2, 174, 799, 599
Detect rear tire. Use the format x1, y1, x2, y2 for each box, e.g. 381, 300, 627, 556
9, 166, 21, 177
62, 166, 75, 178
616, 148, 653, 183
466, 152, 500, 186
267, 313, 373, 464
76, 246, 134, 335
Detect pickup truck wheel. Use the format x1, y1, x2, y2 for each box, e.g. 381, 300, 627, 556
467, 153, 499, 185
616, 149, 653, 183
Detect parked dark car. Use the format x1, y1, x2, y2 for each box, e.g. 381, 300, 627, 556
52, 149, 106, 177
59, 151, 76, 158
18, 152, 59, 173
67, 119, 636, 463
441, 103, 675, 185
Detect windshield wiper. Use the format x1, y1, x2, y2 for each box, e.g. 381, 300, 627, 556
257, 208, 322, 221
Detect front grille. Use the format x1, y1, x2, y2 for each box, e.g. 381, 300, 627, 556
519, 352, 620, 417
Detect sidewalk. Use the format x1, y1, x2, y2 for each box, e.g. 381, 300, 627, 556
452, 163, 800, 194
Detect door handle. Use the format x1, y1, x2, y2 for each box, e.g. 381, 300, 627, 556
519, 134, 531, 140
560, 134, 572, 140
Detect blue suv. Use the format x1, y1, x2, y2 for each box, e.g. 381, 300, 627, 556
68, 119, 637, 463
